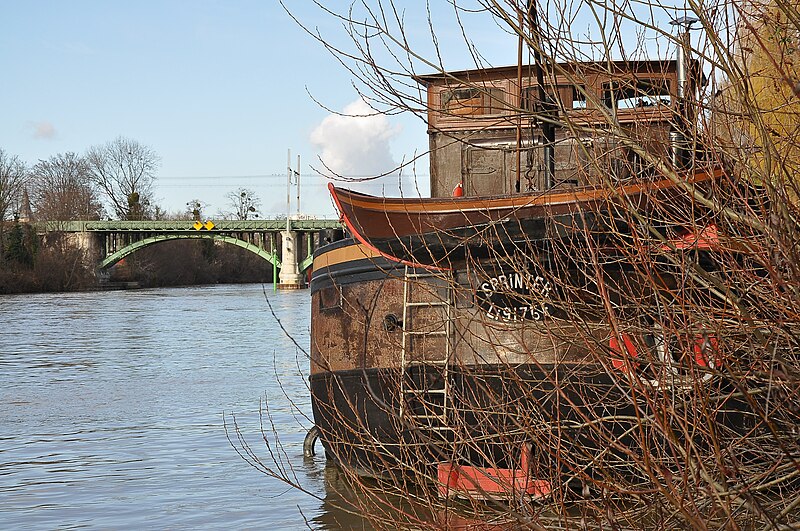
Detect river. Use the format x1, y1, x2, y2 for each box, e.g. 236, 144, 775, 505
0, 285, 372, 530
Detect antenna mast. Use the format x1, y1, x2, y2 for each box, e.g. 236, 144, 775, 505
528, 0, 556, 190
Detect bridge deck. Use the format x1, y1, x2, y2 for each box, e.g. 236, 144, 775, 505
36, 219, 343, 232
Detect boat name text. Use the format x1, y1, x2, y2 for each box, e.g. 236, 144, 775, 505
477, 271, 552, 322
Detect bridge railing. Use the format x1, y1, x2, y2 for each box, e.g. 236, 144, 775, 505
35, 219, 343, 232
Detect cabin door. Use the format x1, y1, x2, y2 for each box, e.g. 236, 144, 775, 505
463, 145, 508, 196
506, 138, 594, 191
554, 137, 584, 188
466, 146, 550, 194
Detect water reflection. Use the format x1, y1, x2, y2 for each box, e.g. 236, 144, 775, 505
0, 286, 352, 529
303, 460, 375, 530
1, 284, 527, 529
302, 457, 525, 530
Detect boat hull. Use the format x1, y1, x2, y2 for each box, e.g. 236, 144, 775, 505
327, 169, 723, 267
310, 362, 752, 484
309, 238, 755, 488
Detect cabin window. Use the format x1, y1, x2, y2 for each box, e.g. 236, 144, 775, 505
319, 285, 342, 311
521, 84, 586, 114
603, 79, 671, 110
440, 87, 507, 116
570, 86, 587, 109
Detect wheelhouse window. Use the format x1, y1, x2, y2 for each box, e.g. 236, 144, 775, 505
440, 87, 507, 116
603, 78, 671, 110
521, 84, 587, 114
570, 86, 587, 109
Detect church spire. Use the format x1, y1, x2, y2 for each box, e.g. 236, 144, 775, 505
18, 188, 33, 222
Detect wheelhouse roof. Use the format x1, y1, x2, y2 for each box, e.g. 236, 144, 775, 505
413, 60, 682, 85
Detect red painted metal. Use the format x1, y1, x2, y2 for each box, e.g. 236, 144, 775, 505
664, 223, 722, 251
609, 333, 639, 371
437, 445, 551, 499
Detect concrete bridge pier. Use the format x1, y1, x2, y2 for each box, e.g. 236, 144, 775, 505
62, 230, 104, 276
277, 230, 304, 290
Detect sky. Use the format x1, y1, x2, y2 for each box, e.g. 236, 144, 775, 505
0, 1, 424, 218
1, 1, 687, 219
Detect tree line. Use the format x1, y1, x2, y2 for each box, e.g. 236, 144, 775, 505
0, 136, 263, 224
0, 136, 267, 293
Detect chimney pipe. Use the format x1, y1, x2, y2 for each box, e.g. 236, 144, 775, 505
670, 16, 699, 170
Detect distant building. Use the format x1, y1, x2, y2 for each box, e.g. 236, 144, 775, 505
17, 189, 34, 223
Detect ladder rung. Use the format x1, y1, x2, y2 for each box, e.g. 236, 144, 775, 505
402, 265, 454, 439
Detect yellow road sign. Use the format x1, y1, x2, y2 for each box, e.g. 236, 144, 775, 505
193, 221, 203, 230
204, 220, 215, 230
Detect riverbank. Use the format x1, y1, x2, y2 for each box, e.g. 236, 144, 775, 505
0, 239, 276, 295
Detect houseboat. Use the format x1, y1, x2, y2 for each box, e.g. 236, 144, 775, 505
307, 57, 751, 497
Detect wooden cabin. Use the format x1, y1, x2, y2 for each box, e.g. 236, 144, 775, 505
415, 60, 698, 198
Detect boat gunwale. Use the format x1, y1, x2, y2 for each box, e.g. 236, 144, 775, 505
329, 168, 721, 216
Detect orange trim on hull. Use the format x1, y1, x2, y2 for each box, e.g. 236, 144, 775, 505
313, 242, 384, 270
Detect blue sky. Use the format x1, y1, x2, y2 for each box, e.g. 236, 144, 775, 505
1, 1, 684, 218
1, 1, 440, 217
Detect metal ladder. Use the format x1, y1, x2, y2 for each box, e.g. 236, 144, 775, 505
400, 266, 454, 436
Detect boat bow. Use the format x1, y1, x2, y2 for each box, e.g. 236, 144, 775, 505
328, 169, 722, 267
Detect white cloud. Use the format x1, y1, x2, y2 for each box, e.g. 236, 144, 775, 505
31, 121, 56, 140
311, 98, 411, 197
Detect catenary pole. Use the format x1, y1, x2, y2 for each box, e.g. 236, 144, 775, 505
286, 149, 291, 232
296, 154, 301, 218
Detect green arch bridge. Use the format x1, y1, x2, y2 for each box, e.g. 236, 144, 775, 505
36, 219, 344, 287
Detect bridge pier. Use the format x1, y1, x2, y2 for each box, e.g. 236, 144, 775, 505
61, 230, 103, 276
277, 230, 304, 290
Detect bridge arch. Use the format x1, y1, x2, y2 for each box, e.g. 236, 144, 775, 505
99, 233, 281, 270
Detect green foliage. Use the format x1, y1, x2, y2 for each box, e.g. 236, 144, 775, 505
4, 221, 37, 268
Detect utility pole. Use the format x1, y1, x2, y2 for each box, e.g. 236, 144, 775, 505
286, 149, 292, 232
278, 149, 304, 289
296, 154, 301, 218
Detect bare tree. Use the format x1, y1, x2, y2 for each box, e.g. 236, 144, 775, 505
86, 136, 160, 220
0, 148, 27, 222
185, 199, 208, 221
0, 148, 28, 263
28, 152, 104, 221
225, 1, 800, 529
226, 187, 261, 220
